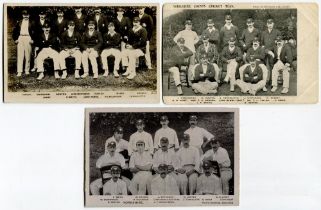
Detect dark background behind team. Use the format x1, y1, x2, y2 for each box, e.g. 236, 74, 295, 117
163, 9, 297, 96
89, 112, 235, 194
6, 6, 157, 92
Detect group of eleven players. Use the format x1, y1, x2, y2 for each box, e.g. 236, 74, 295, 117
90, 115, 232, 196
12, 7, 153, 80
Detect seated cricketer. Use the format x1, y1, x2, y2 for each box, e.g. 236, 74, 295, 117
196, 161, 222, 195
202, 138, 232, 195
59, 20, 82, 79
235, 55, 266, 95
129, 140, 153, 195
151, 164, 180, 195
168, 37, 194, 95
153, 137, 187, 195
191, 54, 219, 95
220, 36, 243, 92
103, 165, 128, 195
80, 20, 103, 79
35, 22, 60, 80
90, 141, 130, 195
100, 22, 122, 78
269, 35, 293, 94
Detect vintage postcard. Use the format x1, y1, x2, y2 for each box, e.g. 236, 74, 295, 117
3, 3, 160, 103
85, 107, 239, 206
162, 3, 318, 104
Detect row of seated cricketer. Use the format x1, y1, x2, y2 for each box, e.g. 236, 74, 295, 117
168, 15, 297, 95
90, 115, 233, 196
12, 7, 154, 80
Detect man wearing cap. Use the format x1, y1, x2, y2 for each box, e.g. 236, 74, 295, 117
239, 18, 260, 54
138, 7, 154, 70
196, 161, 222, 195
12, 9, 35, 77
168, 37, 193, 95
268, 35, 293, 94
128, 119, 153, 156
220, 14, 239, 47
240, 37, 269, 91
53, 9, 68, 39
195, 35, 220, 82
153, 115, 179, 152
31, 10, 50, 73
129, 140, 153, 195
221, 36, 243, 92
202, 139, 232, 195
151, 164, 180, 195
59, 20, 82, 79
73, 7, 87, 34
103, 165, 128, 195
90, 141, 130, 195
201, 19, 220, 46
91, 8, 107, 34
173, 20, 199, 85
184, 115, 214, 154
236, 55, 266, 95
261, 17, 282, 73
113, 7, 132, 70
105, 126, 129, 156
191, 54, 219, 95
100, 22, 122, 77
35, 22, 61, 80
153, 137, 187, 195
176, 134, 201, 195
80, 20, 103, 79
122, 17, 147, 79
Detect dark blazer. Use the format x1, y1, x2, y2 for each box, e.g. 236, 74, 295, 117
90, 15, 108, 34
60, 30, 82, 49
193, 63, 216, 82
113, 16, 132, 38
239, 28, 260, 51
169, 45, 193, 67
246, 46, 266, 63
34, 19, 50, 38
81, 30, 103, 51
260, 28, 281, 50
139, 13, 154, 41
272, 43, 293, 66
196, 43, 219, 64
36, 32, 59, 51
243, 64, 263, 83
74, 14, 87, 34
220, 46, 243, 63
53, 18, 68, 38
127, 27, 147, 52
103, 32, 121, 49
201, 28, 220, 46
12, 20, 35, 41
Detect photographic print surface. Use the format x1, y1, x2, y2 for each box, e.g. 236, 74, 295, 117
85, 108, 239, 207
162, 3, 318, 104
3, 3, 159, 103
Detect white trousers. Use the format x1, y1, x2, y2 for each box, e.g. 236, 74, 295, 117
101, 48, 121, 71
183, 165, 198, 195
37, 48, 60, 72
236, 80, 266, 94
220, 168, 233, 195
82, 49, 99, 74
17, 36, 32, 73
59, 49, 82, 70
224, 59, 238, 87
145, 41, 152, 68
192, 81, 218, 94
168, 66, 181, 86
129, 171, 153, 195
272, 60, 290, 88
122, 49, 144, 75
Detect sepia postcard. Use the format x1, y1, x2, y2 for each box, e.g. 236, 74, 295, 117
3, 3, 160, 103
162, 3, 318, 104
84, 107, 239, 206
